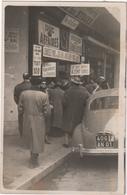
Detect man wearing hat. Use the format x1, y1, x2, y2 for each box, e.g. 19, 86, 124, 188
95, 76, 110, 92
63, 76, 90, 147
18, 76, 48, 168
14, 73, 31, 136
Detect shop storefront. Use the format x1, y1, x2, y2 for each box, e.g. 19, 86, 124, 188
28, 7, 120, 87
28, 7, 84, 83
4, 6, 120, 135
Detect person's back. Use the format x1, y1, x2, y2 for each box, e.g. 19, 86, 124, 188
50, 86, 64, 107
50, 87, 64, 129
14, 73, 31, 136
48, 83, 64, 136
20, 90, 47, 116
18, 77, 48, 168
14, 73, 31, 104
63, 84, 89, 132
62, 76, 90, 147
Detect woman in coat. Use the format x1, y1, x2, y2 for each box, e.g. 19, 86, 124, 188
18, 77, 48, 168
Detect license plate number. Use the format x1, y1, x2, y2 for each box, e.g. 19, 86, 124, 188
96, 133, 115, 148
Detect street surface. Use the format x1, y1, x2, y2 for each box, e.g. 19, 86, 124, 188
30, 153, 118, 191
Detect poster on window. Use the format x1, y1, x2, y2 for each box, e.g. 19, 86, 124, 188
5, 28, 19, 52
70, 63, 90, 76
38, 20, 60, 49
42, 62, 56, 77
32, 45, 42, 76
69, 33, 82, 55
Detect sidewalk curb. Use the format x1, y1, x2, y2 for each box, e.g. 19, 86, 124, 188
16, 151, 71, 190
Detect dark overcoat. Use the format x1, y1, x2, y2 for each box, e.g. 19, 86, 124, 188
14, 80, 31, 104
18, 90, 48, 153
63, 84, 90, 135
49, 87, 64, 129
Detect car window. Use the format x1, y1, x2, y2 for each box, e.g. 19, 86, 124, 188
90, 96, 119, 110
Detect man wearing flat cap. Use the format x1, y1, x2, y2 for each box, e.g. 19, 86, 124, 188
14, 73, 31, 136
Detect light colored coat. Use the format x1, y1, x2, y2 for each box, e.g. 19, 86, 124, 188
18, 90, 48, 153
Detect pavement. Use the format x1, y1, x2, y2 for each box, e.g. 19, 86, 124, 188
2, 134, 71, 191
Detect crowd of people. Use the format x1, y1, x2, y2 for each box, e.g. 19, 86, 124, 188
14, 72, 110, 168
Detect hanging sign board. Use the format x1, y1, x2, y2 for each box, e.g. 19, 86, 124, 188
61, 15, 79, 30
43, 46, 80, 63
32, 45, 42, 76
69, 33, 82, 55
38, 20, 60, 49
70, 64, 90, 76
42, 62, 56, 77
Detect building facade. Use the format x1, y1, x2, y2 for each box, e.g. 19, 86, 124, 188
4, 6, 120, 135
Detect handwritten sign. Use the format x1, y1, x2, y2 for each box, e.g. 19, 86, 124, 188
69, 33, 82, 55
42, 62, 56, 77
38, 20, 60, 49
32, 45, 42, 76
70, 64, 90, 76
43, 46, 80, 63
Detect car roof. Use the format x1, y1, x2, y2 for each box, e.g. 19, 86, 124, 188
88, 88, 118, 102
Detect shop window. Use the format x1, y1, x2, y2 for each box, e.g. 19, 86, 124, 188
90, 96, 118, 110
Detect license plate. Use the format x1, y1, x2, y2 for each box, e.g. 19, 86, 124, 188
96, 133, 115, 148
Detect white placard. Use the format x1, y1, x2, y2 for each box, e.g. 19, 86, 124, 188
32, 45, 42, 76
71, 64, 81, 75
43, 46, 80, 63
42, 62, 56, 77
32, 66, 41, 76
70, 64, 90, 76
61, 15, 79, 30
80, 64, 90, 75
38, 20, 60, 49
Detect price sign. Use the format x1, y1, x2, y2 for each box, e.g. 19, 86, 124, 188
42, 62, 56, 77
70, 64, 90, 76
32, 45, 42, 76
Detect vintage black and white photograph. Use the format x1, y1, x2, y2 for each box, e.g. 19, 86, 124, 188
0, 1, 126, 194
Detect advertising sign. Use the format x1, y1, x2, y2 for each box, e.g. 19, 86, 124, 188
5, 28, 19, 53
42, 62, 56, 77
60, 29, 69, 51
38, 20, 60, 49
69, 33, 82, 55
43, 46, 80, 63
70, 63, 90, 76
61, 15, 79, 30
32, 45, 42, 76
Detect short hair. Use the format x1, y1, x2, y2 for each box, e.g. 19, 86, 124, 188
23, 73, 30, 80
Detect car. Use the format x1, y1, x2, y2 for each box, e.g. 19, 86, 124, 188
72, 88, 124, 157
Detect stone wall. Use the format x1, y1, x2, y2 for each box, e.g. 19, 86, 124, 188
4, 6, 28, 135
